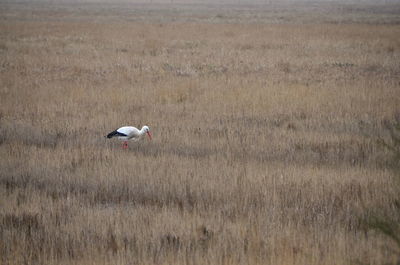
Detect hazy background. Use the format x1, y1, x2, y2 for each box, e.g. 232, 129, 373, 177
1, 0, 400, 24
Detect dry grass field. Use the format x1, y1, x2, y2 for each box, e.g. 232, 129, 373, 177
1, 1, 400, 264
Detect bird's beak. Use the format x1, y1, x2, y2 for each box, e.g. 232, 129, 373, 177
147, 131, 152, 140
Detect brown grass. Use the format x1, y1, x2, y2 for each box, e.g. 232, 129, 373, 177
1, 1, 400, 265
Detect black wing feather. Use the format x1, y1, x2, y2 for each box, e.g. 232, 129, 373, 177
107, 130, 128, 138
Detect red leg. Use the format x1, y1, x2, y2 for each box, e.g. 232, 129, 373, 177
122, 141, 128, 149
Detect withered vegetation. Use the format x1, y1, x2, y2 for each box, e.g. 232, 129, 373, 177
1, 1, 400, 264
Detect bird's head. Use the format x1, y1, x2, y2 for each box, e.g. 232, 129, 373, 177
142, 125, 152, 140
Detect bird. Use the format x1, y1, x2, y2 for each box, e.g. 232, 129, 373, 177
106, 125, 152, 149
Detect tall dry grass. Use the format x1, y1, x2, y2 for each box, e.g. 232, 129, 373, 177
1, 2, 400, 265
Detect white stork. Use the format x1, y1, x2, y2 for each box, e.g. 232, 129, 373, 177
107, 125, 152, 148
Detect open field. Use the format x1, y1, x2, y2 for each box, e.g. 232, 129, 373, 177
1, 1, 400, 264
